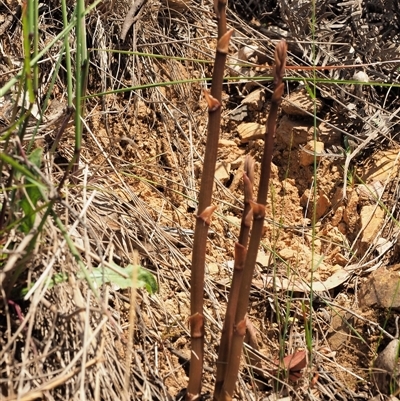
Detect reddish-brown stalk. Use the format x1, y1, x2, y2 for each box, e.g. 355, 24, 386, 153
213, 156, 254, 400
185, 0, 232, 399
220, 40, 287, 400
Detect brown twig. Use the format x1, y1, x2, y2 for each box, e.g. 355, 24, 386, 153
220, 40, 287, 400
120, 0, 147, 42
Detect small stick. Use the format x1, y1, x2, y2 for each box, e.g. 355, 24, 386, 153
120, 0, 147, 42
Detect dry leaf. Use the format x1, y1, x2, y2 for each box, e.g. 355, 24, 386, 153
272, 350, 307, 382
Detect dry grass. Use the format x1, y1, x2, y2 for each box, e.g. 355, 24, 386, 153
1, 0, 400, 400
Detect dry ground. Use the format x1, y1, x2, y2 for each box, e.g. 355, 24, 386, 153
1, 0, 400, 400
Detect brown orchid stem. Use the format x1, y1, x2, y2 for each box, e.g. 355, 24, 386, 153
186, 1, 232, 399
213, 156, 254, 400
221, 40, 287, 400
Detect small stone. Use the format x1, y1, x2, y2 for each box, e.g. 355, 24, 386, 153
318, 121, 342, 147
218, 139, 237, 148
362, 149, 400, 183
299, 140, 325, 166
215, 162, 231, 184
276, 115, 315, 147
282, 88, 323, 116
229, 105, 248, 122
359, 266, 400, 310
334, 253, 348, 266
357, 205, 384, 254
226, 215, 241, 228
207, 262, 219, 275
237, 122, 266, 143
257, 250, 270, 266
316, 192, 331, 219
241, 88, 265, 111
278, 248, 297, 260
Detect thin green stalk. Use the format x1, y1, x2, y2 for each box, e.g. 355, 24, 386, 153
61, 0, 73, 107
28, 44, 65, 152
72, 0, 88, 177
32, 0, 39, 94
21, 1, 34, 105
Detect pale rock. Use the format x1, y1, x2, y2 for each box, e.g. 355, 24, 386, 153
278, 248, 297, 260
218, 139, 237, 148
256, 250, 270, 267
300, 189, 331, 220
282, 88, 323, 116
231, 156, 244, 169
276, 115, 315, 147
225, 215, 241, 228
357, 205, 384, 254
241, 88, 265, 111
362, 149, 400, 183
215, 162, 231, 184
299, 140, 325, 166
356, 181, 384, 202
237, 122, 266, 143
207, 262, 219, 276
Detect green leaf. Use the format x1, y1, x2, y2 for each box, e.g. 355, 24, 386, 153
136, 265, 158, 294
79, 262, 157, 294
28, 147, 43, 169
17, 148, 44, 233
19, 183, 43, 233
19, 272, 69, 297
304, 82, 316, 99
